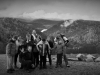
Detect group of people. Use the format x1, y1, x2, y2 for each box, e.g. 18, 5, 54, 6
6, 30, 70, 73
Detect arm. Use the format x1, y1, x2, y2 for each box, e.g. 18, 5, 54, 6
31, 52, 34, 64
52, 43, 57, 50
6, 43, 12, 56
19, 53, 22, 63
47, 44, 50, 54
46, 41, 51, 50
36, 44, 39, 51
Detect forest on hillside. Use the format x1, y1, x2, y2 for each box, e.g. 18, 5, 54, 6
0, 17, 47, 54
1, 18, 100, 54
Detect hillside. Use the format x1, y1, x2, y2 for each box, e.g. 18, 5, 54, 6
0, 17, 47, 54
1, 17, 100, 54
44, 20, 64, 35
19, 18, 63, 30
33, 19, 63, 25
44, 19, 100, 54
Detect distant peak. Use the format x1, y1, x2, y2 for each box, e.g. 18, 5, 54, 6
60, 19, 75, 27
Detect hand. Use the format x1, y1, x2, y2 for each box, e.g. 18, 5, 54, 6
32, 64, 35, 68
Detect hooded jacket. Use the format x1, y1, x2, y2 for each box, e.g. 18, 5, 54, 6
6, 40, 16, 56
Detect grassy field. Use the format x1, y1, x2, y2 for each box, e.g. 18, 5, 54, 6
0, 54, 100, 75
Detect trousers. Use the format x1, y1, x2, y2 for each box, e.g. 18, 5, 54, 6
7, 55, 14, 69
40, 55, 46, 68
56, 53, 63, 66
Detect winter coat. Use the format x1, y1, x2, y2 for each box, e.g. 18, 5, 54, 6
19, 51, 34, 63
54, 40, 64, 54
6, 40, 16, 56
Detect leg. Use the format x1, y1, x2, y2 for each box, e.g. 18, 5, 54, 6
55, 54, 59, 68
9, 56, 13, 69
59, 53, 63, 67
40, 55, 43, 69
33, 52, 36, 66
6, 56, 13, 73
9, 56, 15, 71
14, 53, 19, 68
19, 56, 23, 69
7, 55, 10, 70
33, 52, 39, 67
20, 63, 23, 69
48, 53, 52, 66
63, 54, 70, 67
63, 54, 68, 65
36, 52, 39, 67
43, 55, 46, 69
12, 56, 15, 69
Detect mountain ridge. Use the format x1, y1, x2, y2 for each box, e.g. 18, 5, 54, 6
44, 19, 100, 54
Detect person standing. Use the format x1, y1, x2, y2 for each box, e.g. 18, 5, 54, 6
60, 33, 70, 67
14, 36, 22, 69
18, 42, 26, 69
25, 33, 34, 61
54, 37, 64, 68
47, 37, 54, 67
6, 36, 17, 73
37, 38, 50, 69
31, 30, 40, 68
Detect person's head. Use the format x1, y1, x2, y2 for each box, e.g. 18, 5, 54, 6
60, 33, 65, 37
17, 36, 23, 41
32, 30, 36, 35
42, 38, 46, 43
36, 35, 41, 43
17, 36, 22, 40
27, 46, 32, 52
21, 47, 25, 53
56, 36, 60, 41
26, 33, 31, 40
9, 35, 17, 43
19, 39, 24, 45
12, 35, 17, 41
58, 40, 63, 45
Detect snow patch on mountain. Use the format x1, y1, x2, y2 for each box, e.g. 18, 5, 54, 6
41, 29, 47, 32
60, 19, 75, 27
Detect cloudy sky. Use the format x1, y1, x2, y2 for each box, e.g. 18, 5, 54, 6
0, 0, 100, 20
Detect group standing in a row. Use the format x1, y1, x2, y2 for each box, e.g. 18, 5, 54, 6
6, 30, 70, 73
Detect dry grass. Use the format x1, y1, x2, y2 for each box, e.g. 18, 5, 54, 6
0, 54, 100, 75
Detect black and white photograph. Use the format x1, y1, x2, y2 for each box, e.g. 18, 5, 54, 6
0, 0, 100, 75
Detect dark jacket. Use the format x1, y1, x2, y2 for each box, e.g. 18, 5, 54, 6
31, 34, 37, 44
48, 40, 54, 48
19, 51, 34, 63
25, 40, 38, 53
18, 44, 26, 54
